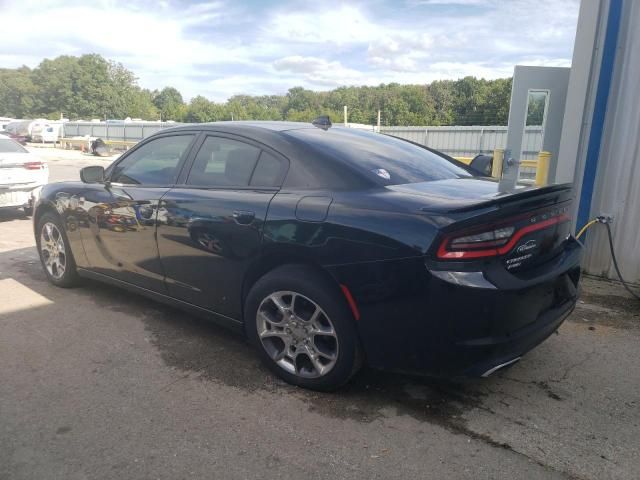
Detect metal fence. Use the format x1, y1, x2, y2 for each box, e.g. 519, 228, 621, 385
379, 125, 543, 160
62, 122, 542, 160
62, 121, 177, 141
61, 121, 541, 180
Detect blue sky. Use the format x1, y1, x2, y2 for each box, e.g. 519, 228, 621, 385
0, 0, 580, 101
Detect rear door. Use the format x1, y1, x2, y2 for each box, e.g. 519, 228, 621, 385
156, 133, 287, 317
79, 132, 198, 291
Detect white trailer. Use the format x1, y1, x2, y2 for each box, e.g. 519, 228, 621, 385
31, 122, 63, 143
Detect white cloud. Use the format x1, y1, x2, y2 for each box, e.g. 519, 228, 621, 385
266, 5, 378, 46
273, 56, 334, 74
0, 0, 259, 98
367, 34, 434, 72
411, 0, 494, 5
0, 0, 580, 100
272, 56, 368, 88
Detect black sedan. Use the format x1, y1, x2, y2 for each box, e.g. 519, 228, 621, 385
33, 121, 581, 390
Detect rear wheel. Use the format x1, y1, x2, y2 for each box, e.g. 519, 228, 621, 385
36, 212, 79, 287
245, 265, 361, 391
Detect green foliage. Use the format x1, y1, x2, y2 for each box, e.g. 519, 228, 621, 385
184, 96, 226, 123
0, 54, 158, 120
0, 54, 513, 126
153, 87, 185, 121
0, 66, 37, 118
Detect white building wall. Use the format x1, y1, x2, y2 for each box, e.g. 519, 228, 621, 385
557, 0, 605, 188
583, 0, 640, 282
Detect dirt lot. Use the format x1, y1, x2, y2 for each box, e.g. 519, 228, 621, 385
1, 148, 639, 479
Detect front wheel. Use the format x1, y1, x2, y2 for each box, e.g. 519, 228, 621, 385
245, 265, 361, 391
36, 212, 79, 287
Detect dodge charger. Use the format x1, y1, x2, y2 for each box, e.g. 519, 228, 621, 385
33, 121, 581, 390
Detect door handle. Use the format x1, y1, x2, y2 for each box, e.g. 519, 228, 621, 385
232, 210, 255, 225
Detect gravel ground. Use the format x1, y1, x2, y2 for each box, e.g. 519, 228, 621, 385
1, 147, 639, 479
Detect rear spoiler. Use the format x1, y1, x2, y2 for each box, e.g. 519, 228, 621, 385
421, 183, 575, 214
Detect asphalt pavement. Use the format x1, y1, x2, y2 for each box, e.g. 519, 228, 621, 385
1, 147, 639, 479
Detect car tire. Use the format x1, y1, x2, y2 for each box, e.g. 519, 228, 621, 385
36, 212, 79, 288
23, 206, 33, 216
245, 265, 362, 391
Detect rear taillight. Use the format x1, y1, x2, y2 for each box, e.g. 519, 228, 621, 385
449, 226, 515, 251
23, 161, 45, 170
437, 210, 570, 260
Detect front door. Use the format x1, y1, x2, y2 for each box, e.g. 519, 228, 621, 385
80, 133, 197, 291
156, 134, 288, 318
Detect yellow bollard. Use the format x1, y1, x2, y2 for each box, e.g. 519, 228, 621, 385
535, 151, 551, 187
491, 149, 504, 178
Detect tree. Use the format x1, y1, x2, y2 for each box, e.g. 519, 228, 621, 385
107, 61, 158, 119
0, 54, 161, 120
30, 54, 122, 119
484, 78, 512, 124
184, 96, 227, 123
0, 53, 513, 126
125, 88, 159, 120
153, 87, 185, 121
0, 67, 37, 118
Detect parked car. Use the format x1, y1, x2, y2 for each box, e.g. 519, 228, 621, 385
33, 121, 582, 390
0, 130, 28, 145
0, 138, 48, 215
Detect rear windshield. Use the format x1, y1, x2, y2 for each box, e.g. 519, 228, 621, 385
286, 128, 472, 185
0, 138, 28, 153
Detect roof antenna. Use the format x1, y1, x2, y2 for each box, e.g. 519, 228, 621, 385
312, 115, 332, 130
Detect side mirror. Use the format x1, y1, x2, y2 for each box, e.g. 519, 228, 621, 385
80, 165, 105, 183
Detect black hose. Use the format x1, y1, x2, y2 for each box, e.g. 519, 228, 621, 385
604, 222, 640, 301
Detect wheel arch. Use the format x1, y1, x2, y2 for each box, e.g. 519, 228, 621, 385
241, 251, 351, 325
33, 201, 60, 235
241, 251, 366, 387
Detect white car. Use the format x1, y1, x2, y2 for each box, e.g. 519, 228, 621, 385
0, 138, 48, 215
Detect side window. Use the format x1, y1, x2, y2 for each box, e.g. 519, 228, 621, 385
110, 135, 194, 185
249, 151, 286, 187
186, 136, 260, 187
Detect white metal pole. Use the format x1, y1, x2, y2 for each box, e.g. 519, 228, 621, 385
377, 110, 381, 132
343, 106, 347, 126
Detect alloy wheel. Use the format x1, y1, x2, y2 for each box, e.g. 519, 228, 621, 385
40, 222, 67, 280
256, 291, 339, 378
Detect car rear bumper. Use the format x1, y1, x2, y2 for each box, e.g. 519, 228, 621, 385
458, 296, 575, 377
329, 237, 582, 377
0, 185, 43, 208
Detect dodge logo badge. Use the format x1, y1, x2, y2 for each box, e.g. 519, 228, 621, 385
516, 239, 537, 253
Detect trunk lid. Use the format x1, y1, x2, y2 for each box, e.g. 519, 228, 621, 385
0, 152, 47, 187
389, 178, 575, 273
389, 177, 571, 214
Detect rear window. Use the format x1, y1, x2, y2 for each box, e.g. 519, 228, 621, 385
0, 138, 27, 153
286, 128, 472, 186
250, 151, 286, 187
